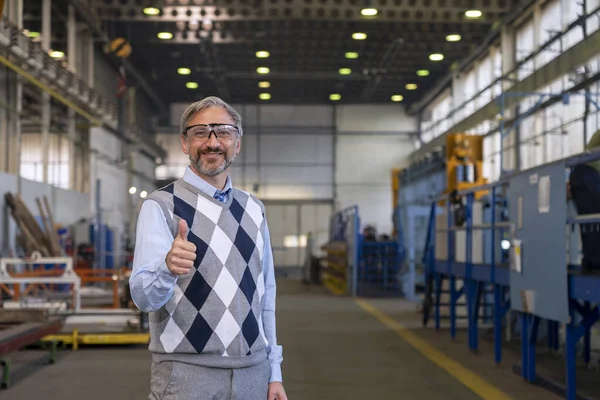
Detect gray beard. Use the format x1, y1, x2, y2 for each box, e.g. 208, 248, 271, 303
190, 150, 237, 177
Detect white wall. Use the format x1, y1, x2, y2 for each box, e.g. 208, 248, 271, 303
335, 105, 417, 236
160, 103, 336, 200
161, 103, 417, 236
335, 104, 416, 133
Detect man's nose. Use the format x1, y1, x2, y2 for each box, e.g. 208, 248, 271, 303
207, 131, 221, 146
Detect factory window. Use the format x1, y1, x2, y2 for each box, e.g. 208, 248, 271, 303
283, 234, 307, 248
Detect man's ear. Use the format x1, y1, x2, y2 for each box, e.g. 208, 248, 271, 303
235, 137, 242, 155
181, 134, 189, 154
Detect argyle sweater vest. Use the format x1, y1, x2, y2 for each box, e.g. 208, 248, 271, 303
146, 179, 269, 368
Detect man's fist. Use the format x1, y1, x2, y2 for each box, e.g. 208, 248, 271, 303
166, 219, 197, 275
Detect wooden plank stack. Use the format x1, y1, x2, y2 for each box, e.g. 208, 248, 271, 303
4, 193, 62, 257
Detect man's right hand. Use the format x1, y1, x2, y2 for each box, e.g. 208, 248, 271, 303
166, 219, 197, 275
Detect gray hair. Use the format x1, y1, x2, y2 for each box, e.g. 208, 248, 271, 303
180, 96, 243, 137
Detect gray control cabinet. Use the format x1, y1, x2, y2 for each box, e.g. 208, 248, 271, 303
508, 161, 569, 323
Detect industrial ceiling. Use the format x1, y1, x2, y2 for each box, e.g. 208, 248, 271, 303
22, 0, 525, 109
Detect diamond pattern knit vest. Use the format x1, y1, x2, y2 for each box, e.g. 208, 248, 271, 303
145, 178, 269, 368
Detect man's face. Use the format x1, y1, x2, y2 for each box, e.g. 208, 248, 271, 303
181, 106, 241, 177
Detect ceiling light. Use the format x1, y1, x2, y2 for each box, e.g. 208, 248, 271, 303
417, 69, 430, 77
330, 94, 341, 101
360, 8, 377, 16
49, 50, 64, 58
157, 32, 173, 40
256, 50, 270, 58
339, 68, 351, 75
186, 82, 199, 89
189, 19, 200, 30
391, 95, 404, 102
405, 83, 417, 90
178, 67, 191, 75
352, 32, 367, 40
259, 93, 271, 100
446, 34, 462, 42
258, 81, 270, 88
257, 67, 270, 74
201, 19, 213, 30
129, 186, 137, 195
28, 31, 40, 38
465, 9, 482, 18
429, 53, 444, 61
140, 190, 148, 199
143, 7, 160, 15
345, 52, 359, 59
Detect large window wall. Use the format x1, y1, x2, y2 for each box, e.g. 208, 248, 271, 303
418, 0, 600, 183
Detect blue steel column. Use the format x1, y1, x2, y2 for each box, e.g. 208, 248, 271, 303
491, 187, 503, 363
526, 315, 539, 382
431, 202, 441, 331
465, 193, 474, 351
447, 200, 457, 339
351, 209, 360, 297
520, 312, 528, 380
565, 303, 577, 400
584, 301, 591, 365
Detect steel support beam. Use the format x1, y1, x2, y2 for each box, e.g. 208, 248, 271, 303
4, 0, 23, 186
0, 67, 8, 173
41, 0, 51, 183
410, 25, 600, 162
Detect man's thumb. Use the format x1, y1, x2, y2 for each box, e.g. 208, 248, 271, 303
178, 219, 189, 240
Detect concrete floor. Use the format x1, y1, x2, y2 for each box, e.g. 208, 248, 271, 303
0, 279, 561, 399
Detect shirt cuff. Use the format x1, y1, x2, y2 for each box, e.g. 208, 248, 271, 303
269, 362, 282, 383
156, 259, 178, 289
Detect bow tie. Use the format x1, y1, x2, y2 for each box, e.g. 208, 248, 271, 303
213, 189, 230, 203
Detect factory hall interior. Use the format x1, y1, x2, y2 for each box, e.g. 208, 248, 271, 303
7, 0, 600, 399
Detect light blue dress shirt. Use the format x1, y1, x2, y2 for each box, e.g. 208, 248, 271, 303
129, 167, 283, 383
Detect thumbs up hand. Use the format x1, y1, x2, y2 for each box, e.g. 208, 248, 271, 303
166, 219, 197, 275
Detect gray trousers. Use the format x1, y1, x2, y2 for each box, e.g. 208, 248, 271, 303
149, 358, 271, 400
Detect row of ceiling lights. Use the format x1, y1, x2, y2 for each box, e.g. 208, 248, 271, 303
161, 5, 483, 102
143, 6, 483, 19
247, 8, 481, 102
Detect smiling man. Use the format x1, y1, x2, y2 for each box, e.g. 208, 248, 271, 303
130, 96, 286, 400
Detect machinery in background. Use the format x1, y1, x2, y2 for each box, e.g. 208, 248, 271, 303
322, 206, 402, 297
0, 195, 147, 355
443, 133, 487, 201
392, 133, 489, 303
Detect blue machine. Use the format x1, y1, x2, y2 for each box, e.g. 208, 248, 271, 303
416, 91, 600, 400
421, 145, 600, 400
326, 205, 403, 297
394, 150, 446, 302
89, 223, 114, 270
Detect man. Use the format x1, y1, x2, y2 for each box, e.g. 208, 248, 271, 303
130, 96, 287, 400
569, 128, 600, 272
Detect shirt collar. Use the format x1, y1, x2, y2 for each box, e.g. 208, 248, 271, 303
183, 167, 232, 197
